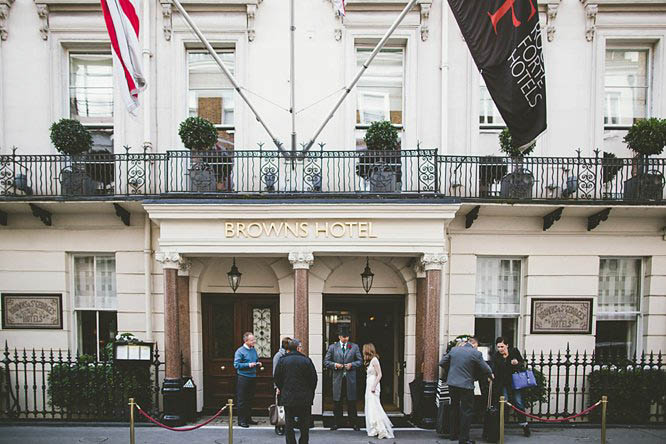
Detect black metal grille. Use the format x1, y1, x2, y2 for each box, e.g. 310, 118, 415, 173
1, 148, 664, 202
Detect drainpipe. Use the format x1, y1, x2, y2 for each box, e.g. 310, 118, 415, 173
144, 213, 153, 341
142, 0, 152, 152
440, 0, 450, 155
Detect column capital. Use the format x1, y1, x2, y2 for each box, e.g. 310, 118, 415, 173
413, 261, 426, 279
178, 260, 192, 277
420, 253, 447, 271
155, 250, 183, 269
289, 250, 314, 270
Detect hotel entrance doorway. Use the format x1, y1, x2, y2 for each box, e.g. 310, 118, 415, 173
323, 295, 405, 413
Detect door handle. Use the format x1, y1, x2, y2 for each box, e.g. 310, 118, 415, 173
220, 366, 226, 371
260, 366, 265, 371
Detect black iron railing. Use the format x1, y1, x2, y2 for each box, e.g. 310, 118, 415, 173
1, 148, 665, 202
1, 342, 162, 421
1, 341, 663, 423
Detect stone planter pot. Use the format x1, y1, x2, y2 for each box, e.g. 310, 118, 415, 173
500, 168, 534, 199
623, 173, 664, 201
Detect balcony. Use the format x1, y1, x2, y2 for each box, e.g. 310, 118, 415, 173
1, 148, 664, 204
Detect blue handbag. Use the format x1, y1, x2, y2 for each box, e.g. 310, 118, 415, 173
511, 369, 537, 390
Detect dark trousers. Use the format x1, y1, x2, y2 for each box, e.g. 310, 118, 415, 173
236, 375, 256, 424
333, 376, 357, 427
285, 405, 311, 444
450, 386, 474, 443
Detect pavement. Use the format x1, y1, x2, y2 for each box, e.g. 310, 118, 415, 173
0, 425, 665, 444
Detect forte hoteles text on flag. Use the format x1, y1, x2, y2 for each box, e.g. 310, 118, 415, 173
448, 0, 547, 149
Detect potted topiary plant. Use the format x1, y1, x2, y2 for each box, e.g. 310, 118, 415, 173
498, 128, 535, 199
356, 120, 402, 192
601, 151, 624, 199
622, 118, 666, 201
178, 116, 231, 192
50, 118, 97, 195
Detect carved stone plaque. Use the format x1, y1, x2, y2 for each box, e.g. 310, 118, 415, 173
2, 294, 62, 329
531, 298, 593, 334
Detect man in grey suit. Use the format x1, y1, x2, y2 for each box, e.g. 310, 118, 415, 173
323, 326, 362, 431
439, 336, 493, 444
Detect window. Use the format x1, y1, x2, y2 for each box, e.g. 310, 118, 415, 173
355, 46, 404, 148
73, 255, 117, 360
475, 258, 522, 347
604, 49, 650, 129
69, 53, 114, 152
188, 50, 236, 150
479, 78, 505, 128
596, 258, 642, 358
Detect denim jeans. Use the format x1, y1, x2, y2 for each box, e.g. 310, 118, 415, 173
502, 386, 527, 424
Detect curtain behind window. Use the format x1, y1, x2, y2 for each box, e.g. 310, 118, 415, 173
476, 258, 521, 316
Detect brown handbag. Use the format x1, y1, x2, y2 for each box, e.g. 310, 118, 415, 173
268, 392, 286, 426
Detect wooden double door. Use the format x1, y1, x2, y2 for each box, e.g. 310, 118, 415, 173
202, 294, 279, 413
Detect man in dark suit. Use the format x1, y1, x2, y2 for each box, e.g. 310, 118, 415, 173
274, 339, 318, 444
323, 325, 363, 431
439, 336, 493, 444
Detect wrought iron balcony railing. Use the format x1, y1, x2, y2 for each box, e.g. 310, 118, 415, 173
1, 148, 664, 203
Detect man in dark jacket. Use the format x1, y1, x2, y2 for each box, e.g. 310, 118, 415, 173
273, 337, 291, 436
491, 337, 530, 437
274, 339, 318, 444
439, 336, 493, 444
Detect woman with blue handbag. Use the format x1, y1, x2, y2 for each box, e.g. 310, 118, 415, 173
491, 337, 531, 437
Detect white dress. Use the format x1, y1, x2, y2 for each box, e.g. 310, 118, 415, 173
364, 357, 395, 439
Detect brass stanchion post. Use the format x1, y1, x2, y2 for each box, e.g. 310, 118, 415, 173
499, 395, 505, 444
601, 395, 608, 444
228, 398, 234, 444
129, 398, 135, 444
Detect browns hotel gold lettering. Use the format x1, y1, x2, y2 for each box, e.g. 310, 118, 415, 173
224, 221, 378, 238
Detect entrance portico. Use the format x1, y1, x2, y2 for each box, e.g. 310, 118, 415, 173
147, 202, 458, 425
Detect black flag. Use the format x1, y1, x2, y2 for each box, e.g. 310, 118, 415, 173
448, 0, 547, 149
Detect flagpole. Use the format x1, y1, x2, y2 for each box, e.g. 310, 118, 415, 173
169, 0, 284, 152
302, 0, 419, 152
290, 0, 296, 153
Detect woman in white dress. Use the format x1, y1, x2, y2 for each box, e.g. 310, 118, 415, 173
363, 343, 395, 439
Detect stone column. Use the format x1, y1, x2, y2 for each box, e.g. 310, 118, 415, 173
177, 261, 192, 378
419, 252, 447, 429
414, 263, 427, 378
155, 250, 185, 426
289, 251, 314, 355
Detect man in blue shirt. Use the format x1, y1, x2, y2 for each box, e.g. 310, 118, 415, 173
234, 331, 263, 427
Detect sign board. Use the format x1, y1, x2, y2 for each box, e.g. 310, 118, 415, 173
1, 294, 62, 329
531, 298, 593, 334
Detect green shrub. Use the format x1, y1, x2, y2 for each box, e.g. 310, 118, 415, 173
588, 367, 666, 424
499, 128, 536, 159
49, 119, 93, 155
623, 118, 666, 156
47, 355, 154, 418
178, 116, 218, 151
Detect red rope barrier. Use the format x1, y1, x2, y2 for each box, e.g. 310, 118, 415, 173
135, 404, 228, 431
506, 400, 602, 423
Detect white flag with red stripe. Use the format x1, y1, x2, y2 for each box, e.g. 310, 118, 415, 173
100, 0, 146, 114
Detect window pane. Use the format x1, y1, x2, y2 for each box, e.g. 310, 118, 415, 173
356, 47, 403, 125
78, 311, 97, 357
252, 307, 272, 358
604, 49, 648, 126
69, 54, 113, 124
95, 256, 117, 309
74, 256, 95, 309
595, 320, 635, 358
480, 81, 505, 126
474, 318, 496, 348
99, 311, 118, 359
598, 258, 641, 317
476, 258, 521, 315
188, 51, 235, 128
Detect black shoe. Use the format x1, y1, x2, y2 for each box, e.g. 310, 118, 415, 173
247, 419, 259, 425
353, 424, 360, 431
523, 424, 531, 437
275, 426, 285, 435
238, 422, 249, 428
329, 424, 339, 431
